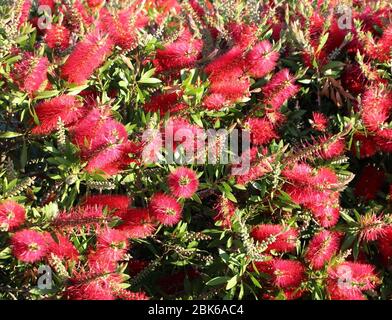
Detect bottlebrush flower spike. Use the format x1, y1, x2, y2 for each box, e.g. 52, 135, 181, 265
262, 69, 300, 110
234, 147, 274, 185
204, 47, 244, 78
270, 259, 306, 289
83, 195, 131, 212
11, 229, 49, 263
52, 206, 104, 231
117, 208, 156, 239
361, 86, 392, 131
228, 22, 258, 49
154, 29, 203, 72
32, 95, 85, 135
168, 167, 199, 199
47, 233, 79, 261
85, 141, 131, 175
305, 230, 342, 269
213, 196, 236, 229
99, 8, 139, 50
0, 200, 26, 232
327, 262, 380, 300
11, 53, 49, 94
18, 0, 32, 27
318, 136, 345, 159
244, 117, 278, 146
45, 24, 71, 50
65, 272, 126, 300
310, 112, 328, 132
149, 193, 182, 226
244, 40, 279, 78
95, 228, 129, 262
369, 24, 392, 62
358, 213, 386, 242
251, 224, 298, 253
143, 91, 186, 115
71, 110, 128, 157
61, 28, 114, 84
341, 64, 367, 95
87, 0, 105, 9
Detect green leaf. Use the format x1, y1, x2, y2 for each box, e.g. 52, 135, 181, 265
0, 131, 23, 138
206, 276, 230, 286
317, 32, 329, 53
226, 276, 238, 290
138, 77, 161, 84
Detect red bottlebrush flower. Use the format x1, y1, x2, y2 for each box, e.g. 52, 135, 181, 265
307, 193, 340, 228
71, 110, 128, 157
83, 195, 131, 212
244, 117, 278, 146
204, 47, 244, 78
378, 226, 392, 268
341, 64, 367, 95
61, 28, 113, 84
244, 40, 279, 78
37, 0, 55, 11
163, 117, 206, 157
149, 193, 182, 226
251, 224, 298, 253
85, 141, 131, 175
305, 230, 341, 269
53, 206, 104, 231
213, 196, 236, 229
99, 8, 138, 50
358, 213, 386, 242
18, 0, 32, 27
228, 22, 258, 49
270, 259, 306, 289
65, 272, 124, 300
32, 95, 85, 135
11, 53, 49, 94
209, 75, 250, 101
327, 262, 380, 300
282, 162, 314, 186
351, 133, 377, 158
310, 112, 328, 132
117, 208, 156, 239
11, 229, 48, 263
318, 136, 345, 159
45, 24, 71, 50
143, 91, 186, 115
47, 234, 79, 261
262, 69, 300, 110
234, 147, 274, 185
283, 164, 341, 227
354, 165, 385, 201
371, 25, 392, 62
87, 0, 105, 9
361, 86, 392, 132
168, 167, 199, 199
154, 29, 203, 72
0, 200, 25, 232
63, 0, 94, 30
96, 228, 129, 262
202, 93, 228, 111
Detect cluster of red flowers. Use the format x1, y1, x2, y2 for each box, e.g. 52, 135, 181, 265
2, 0, 392, 301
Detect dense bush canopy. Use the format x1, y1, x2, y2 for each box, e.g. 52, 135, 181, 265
0, 0, 392, 300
